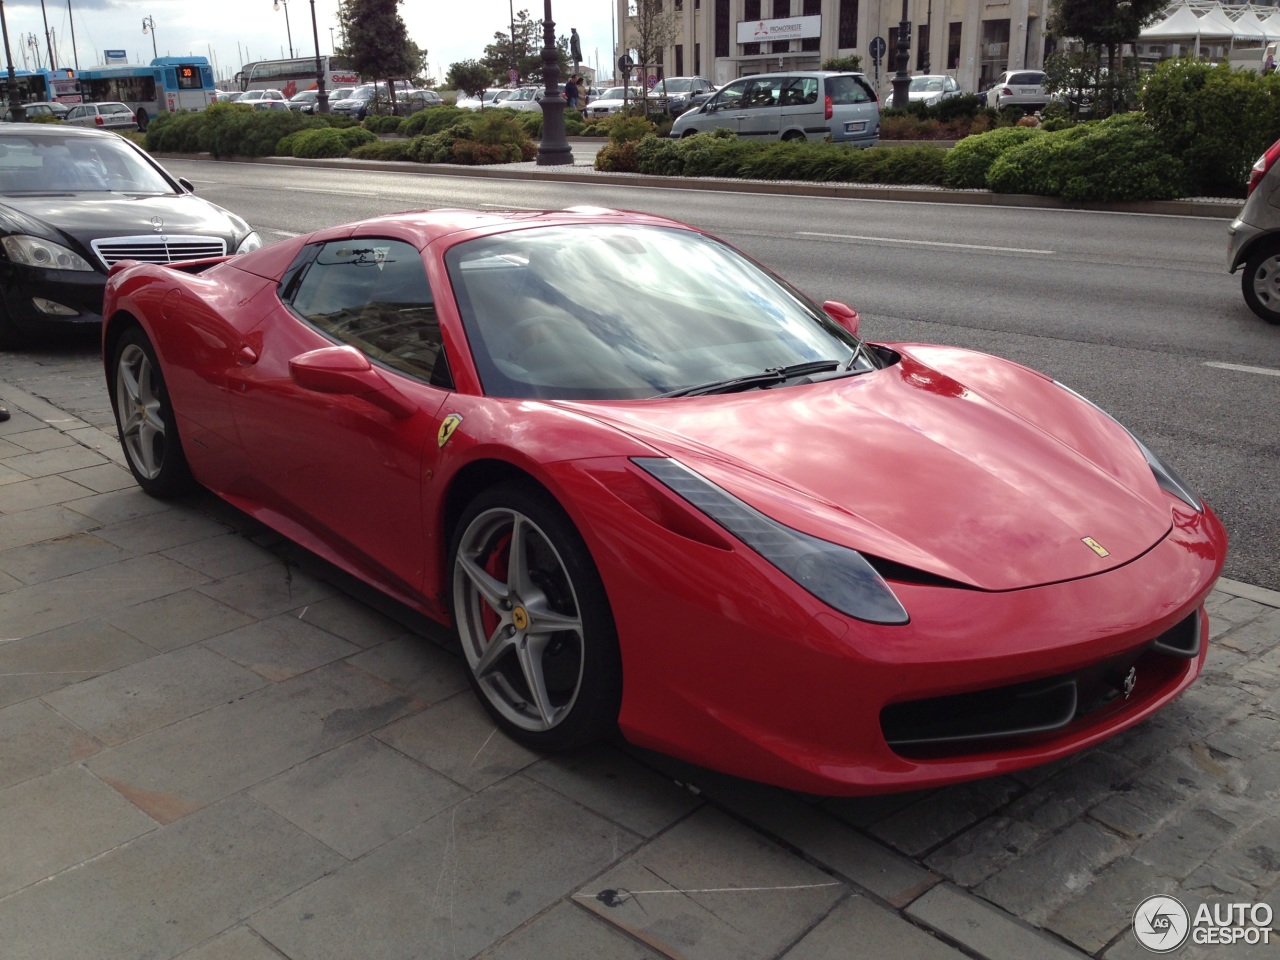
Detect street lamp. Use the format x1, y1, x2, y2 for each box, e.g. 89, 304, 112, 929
535, 0, 571, 165
273, 0, 294, 59
0, 0, 26, 121
307, 0, 326, 113
141, 15, 157, 60
890, 0, 911, 109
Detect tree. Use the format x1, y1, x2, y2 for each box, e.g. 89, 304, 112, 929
448, 60, 493, 101
341, 0, 418, 106
625, 0, 680, 113
480, 9, 571, 86
1047, 0, 1165, 115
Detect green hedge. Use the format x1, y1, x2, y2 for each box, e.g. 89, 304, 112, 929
1142, 58, 1280, 197
942, 126, 1044, 189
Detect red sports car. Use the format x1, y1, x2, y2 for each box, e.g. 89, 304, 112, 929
102, 208, 1227, 795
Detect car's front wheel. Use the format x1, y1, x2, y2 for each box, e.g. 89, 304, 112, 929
1242, 241, 1280, 324
450, 482, 621, 751
111, 326, 195, 496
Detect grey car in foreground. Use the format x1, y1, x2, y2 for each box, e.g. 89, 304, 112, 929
1227, 136, 1280, 324
0, 124, 262, 346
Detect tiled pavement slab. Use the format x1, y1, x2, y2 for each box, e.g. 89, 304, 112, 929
1, 377, 1278, 959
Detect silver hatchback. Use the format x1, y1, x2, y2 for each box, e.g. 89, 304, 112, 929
63, 102, 137, 131
670, 71, 878, 146
1227, 136, 1280, 324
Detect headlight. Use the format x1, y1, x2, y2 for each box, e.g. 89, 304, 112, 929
1055, 381, 1204, 512
236, 231, 264, 254
926, 95, 941, 105
634, 457, 909, 624
1, 235, 95, 271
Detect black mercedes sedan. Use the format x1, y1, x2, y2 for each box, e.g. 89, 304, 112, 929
0, 124, 262, 347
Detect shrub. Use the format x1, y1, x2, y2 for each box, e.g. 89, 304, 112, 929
401, 105, 469, 137
362, 114, 402, 134
349, 138, 412, 161
1142, 57, 1280, 197
942, 125, 1044, 188
145, 110, 206, 153
986, 116, 1185, 202
863, 144, 948, 184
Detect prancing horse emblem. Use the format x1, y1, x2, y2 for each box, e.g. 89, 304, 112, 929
1082, 536, 1110, 558
437, 413, 463, 448
1122, 666, 1137, 699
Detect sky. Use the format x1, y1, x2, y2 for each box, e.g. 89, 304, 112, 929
0, 0, 621, 87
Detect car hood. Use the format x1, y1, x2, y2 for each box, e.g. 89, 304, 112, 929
568, 346, 1173, 591
0, 192, 247, 252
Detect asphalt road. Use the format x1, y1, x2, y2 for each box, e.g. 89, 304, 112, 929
13, 158, 1280, 589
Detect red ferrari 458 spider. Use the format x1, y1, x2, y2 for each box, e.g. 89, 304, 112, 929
102, 207, 1227, 795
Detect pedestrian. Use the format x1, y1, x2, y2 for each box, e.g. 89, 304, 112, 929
575, 75, 589, 114
1267, 51, 1277, 74
564, 75, 580, 111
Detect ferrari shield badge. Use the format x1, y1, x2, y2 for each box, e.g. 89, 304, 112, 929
1082, 536, 1110, 558
437, 414, 463, 448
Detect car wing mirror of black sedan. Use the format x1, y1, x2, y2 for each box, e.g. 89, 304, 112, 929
822, 300, 860, 337
289, 345, 416, 419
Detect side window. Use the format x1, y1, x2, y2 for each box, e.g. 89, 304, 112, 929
742, 78, 780, 108
286, 238, 449, 386
711, 79, 748, 111
780, 77, 818, 106
826, 75, 872, 105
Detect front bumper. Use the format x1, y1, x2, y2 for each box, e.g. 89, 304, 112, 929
0, 262, 106, 337
554, 459, 1228, 795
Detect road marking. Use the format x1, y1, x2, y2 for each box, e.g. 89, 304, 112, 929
798, 231, 1055, 254
1204, 361, 1280, 377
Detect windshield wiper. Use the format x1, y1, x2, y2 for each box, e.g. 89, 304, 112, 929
658, 360, 842, 398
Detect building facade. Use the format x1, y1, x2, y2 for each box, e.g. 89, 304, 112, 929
617, 0, 1051, 99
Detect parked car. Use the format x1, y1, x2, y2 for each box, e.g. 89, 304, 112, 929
906, 74, 962, 106
329, 83, 411, 119
495, 86, 543, 111
651, 76, 717, 116
671, 71, 879, 146
99, 205, 1225, 795
0, 123, 261, 347
457, 90, 503, 110
63, 102, 138, 131
236, 89, 287, 104
286, 90, 323, 113
0, 101, 65, 122
211, 90, 240, 102
584, 86, 643, 119
1227, 136, 1280, 324
251, 100, 291, 112
383, 88, 444, 116
985, 70, 1048, 112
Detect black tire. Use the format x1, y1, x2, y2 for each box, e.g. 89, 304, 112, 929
1241, 241, 1280, 325
111, 325, 195, 497
781, 130, 805, 142
0, 302, 29, 350
449, 481, 621, 752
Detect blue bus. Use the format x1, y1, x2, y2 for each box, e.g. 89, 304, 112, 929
75, 56, 216, 131
3, 67, 80, 106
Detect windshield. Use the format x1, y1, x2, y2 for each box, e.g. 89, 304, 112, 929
910, 78, 944, 92
601, 87, 630, 99
446, 224, 863, 401
0, 133, 176, 195
660, 79, 694, 93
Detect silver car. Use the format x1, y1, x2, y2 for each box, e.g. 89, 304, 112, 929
907, 75, 962, 106
63, 102, 138, 131
1227, 137, 1280, 324
670, 71, 879, 146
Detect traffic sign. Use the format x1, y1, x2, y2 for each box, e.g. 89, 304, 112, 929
647, 74, 658, 88
508, 69, 518, 83
870, 36, 886, 63
617, 54, 634, 75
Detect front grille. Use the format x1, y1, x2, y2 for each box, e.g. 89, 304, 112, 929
880, 611, 1200, 758
91, 235, 227, 269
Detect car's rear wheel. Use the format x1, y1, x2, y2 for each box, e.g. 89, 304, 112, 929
1242, 241, 1280, 325
450, 482, 621, 751
781, 130, 805, 142
111, 326, 195, 496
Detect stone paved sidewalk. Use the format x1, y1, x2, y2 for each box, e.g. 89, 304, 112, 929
1, 373, 1277, 960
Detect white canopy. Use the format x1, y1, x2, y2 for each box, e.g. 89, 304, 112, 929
1229, 9, 1270, 41
1263, 11, 1280, 41
1140, 4, 1232, 40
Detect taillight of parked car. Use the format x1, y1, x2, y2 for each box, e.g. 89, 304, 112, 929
93, 115, 103, 125
825, 95, 832, 121
1247, 139, 1280, 196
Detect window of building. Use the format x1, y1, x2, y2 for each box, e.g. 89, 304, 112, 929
716, 0, 730, 57
744, 0, 762, 55
695, 41, 701, 73
838, 0, 857, 48
676, 44, 684, 75
802, 0, 821, 51
916, 24, 930, 71
947, 21, 962, 70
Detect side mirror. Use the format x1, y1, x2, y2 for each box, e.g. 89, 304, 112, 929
822, 300, 860, 337
289, 345, 415, 418
178, 177, 195, 193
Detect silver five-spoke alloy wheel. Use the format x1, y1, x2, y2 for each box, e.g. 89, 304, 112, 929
453, 505, 586, 734
115, 341, 167, 481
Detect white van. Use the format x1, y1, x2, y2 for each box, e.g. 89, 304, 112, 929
669, 71, 879, 146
